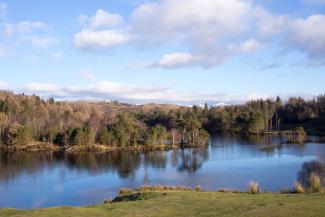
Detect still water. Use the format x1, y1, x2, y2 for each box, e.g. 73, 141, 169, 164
0, 135, 324, 209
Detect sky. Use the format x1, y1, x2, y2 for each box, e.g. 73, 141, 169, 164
0, 0, 325, 105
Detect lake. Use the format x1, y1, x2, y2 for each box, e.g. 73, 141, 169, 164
0, 135, 324, 209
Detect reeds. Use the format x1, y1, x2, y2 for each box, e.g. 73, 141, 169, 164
309, 173, 321, 193
248, 181, 260, 194
294, 181, 305, 193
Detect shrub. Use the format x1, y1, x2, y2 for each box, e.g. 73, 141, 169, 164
294, 181, 305, 193
248, 181, 260, 194
309, 173, 321, 193
195, 185, 202, 192
297, 161, 323, 188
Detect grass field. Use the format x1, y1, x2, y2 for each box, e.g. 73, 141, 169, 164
1, 191, 325, 217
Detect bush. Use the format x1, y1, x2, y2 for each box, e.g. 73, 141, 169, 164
248, 181, 260, 194
195, 185, 202, 192
294, 181, 305, 193
309, 173, 321, 193
297, 161, 323, 188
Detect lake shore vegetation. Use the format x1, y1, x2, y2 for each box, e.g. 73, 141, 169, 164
1, 91, 325, 152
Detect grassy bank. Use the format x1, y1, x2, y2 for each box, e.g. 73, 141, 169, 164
1, 191, 325, 217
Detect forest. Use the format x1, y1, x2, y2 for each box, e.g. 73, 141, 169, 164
0, 91, 324, 149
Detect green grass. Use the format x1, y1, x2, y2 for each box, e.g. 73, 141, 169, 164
1, 192, 325, 217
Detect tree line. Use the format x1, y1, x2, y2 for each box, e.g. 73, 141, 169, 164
0, 91, 208, 148
0, 91, 324, 148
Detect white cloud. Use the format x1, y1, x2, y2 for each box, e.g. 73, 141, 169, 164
237, 39, 265, 54
129, 0, 272, 67
74, 29, 129, 50
75, 9, 127, 51
151, 39, 264, 69
16, 21, 49, 33
155, 52, 195, 68
89, 9, 123, 28
131, 0, 252, 45
20, 80, 269, 105
288, 15, 325, 59
71, 0, 325, 67
254, 8, 289, 38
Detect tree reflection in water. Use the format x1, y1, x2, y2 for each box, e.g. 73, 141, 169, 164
0, 148, 210, 182
176, 148, 209, 173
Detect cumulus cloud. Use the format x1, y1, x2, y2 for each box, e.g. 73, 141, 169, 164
151, 39, 264, 69
154, 52, 196, 68
71, 0, 325, 67
74, 9, 127, 51
74, 29, 129, 50
131, 0, 252, 45
89, 9, 123, 28
1, 18, 55, 49
128, 0, 285, 68
288, 15, 325, 59
237, 39, 265, 54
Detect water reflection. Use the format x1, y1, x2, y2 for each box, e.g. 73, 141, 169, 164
0, 149, 210, 182
176, 149, 208, 173
0, 135, 325, 208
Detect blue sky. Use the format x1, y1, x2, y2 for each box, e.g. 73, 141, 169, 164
0, 0, 325, 105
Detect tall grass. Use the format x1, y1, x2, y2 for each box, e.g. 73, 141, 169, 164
294, 181, 305, 193
195, 185, 202, 192
248, 181, 260, 194
309, 173, 321, 193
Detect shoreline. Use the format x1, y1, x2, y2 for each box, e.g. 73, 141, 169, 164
1, 189, 324, 216
0, 143, 208, 153
1, 135, 325, 153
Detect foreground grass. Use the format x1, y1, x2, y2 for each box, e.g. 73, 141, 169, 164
1, 192, 325, 217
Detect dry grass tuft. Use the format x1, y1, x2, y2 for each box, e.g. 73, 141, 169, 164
195, 185, 202, 192
309, 173, 321, 193
248, 181, 260, 194
294, 181, 305, 193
